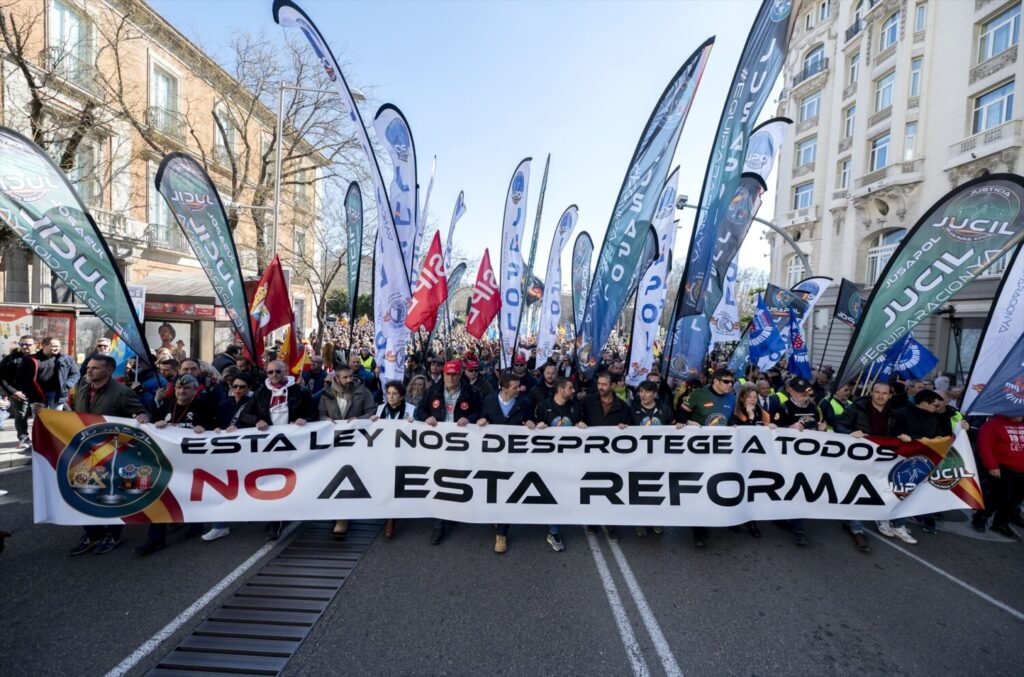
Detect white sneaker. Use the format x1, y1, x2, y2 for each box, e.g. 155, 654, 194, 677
201, 527, 230, 542
0, 489, 8, 497
876, 520, 896, 537
891, 526, 917, 544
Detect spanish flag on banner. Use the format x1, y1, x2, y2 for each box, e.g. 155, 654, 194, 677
278, 326, 309, 376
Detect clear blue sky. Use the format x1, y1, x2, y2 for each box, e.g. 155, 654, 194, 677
151, 0, 778, 279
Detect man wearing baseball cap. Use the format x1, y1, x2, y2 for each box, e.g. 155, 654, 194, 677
511, 354, 538, 393
770, 375, 826, 547
463, 360, 493, 398
415, 359, 482, 545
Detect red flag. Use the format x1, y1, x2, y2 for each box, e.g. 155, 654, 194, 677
278, 326, 309, 375
249, 255, 294, 361
405, 231, 448, 332
466, 249, 501, 339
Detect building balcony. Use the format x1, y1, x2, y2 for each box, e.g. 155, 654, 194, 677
92, 207, 145, 243
838, 136, 853, 153
147, 223, 190, 254
793, 58, 828, 87
868, 106, 892, 128
780, 205, 820, 227
856, 165, 892, 189
969, 45, 1018, 85
874, 43, 896, 67
842, 82, 858, 100
145, 106, 186, 143
39, 47, 102, 96
832, 189, 849, 201
844, 18, 863, 42
947, 119, 1024, 167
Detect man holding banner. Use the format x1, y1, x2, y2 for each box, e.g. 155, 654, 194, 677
69, 354, 150, 556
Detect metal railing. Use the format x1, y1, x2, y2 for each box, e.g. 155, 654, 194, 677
845, 18, 863, 41
147, 223, 190, 254
40, 47, 102, 95
794, 58, 828, 86
145, 106, 186, 142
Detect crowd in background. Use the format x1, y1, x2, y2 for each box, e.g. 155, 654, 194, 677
0, 315, 1020, 560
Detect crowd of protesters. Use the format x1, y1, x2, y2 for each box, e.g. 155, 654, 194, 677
1, 314, 1021, 559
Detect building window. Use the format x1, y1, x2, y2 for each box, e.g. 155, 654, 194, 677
805, 12, 814, 31
854, 0, 864, 21
844, 104, 857, 138
148, 165, 172, 230
870, 132, 891, 171
847, 52, 860, 85
819, 0, 831, 22
796, 136, 817, 166
67, 142, 101, 207
48, 0, 89, 58
214, 107, 236, 166
874, 71, 895, 112
787, 256, 806, 288
909, 58, 922, 97
914, 3, 927, 31
803, 45, 825, 74
904, 122, 918, 160
978, 3, 1021, 63
866, 229, 907, 283
793, 182, 814, 209
838, 158, 850, 189
973, 80, 1015, 133
880, 12, 899, 50
800, 90, 821, 122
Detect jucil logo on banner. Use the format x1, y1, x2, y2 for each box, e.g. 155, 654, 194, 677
933, 184, 1021, 243
170, 190, 215, 214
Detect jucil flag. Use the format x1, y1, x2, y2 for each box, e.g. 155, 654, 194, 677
537, 206, 578, 366
274, 0, 410, 382
961, 246, 1024, 413
834, 278, 863, 327
405, 231, 448, 333
672, 0, 792, 320
345, 181, 363, 322
571, 231, 594, 338
373, 104, 418, 277
0, 127, 154, 368
577, 39, 712, 375
838, 174, 1024, 385
467, 249, 500, 339
499, 158, 531, 368
155, 153, 255, 359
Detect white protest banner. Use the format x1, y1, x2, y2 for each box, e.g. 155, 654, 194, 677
33, 411, 983, 526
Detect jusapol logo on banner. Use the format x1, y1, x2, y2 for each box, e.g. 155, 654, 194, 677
32, 412, 984, 526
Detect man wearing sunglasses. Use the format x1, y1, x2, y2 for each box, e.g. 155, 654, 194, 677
677, 368, 738, 549
0, 335, 35, 448
238, 360, 312, 432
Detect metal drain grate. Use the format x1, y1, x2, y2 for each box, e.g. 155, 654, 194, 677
147, 520, 381, 676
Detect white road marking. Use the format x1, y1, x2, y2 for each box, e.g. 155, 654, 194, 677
868, 531, 1024, 623
586, 531, 651, 677
606, 537, 684, 677
104, 522, 300, 677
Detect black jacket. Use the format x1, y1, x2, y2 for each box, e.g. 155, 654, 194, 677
415, 382, 482, 423
582, 392, 630, 426
835, 397, 892, 435
18, 350, 79, 403
156, 394, 218, 430
891, 405, 946, 439
535, 397, 583, 427
73, 379, 147, 417
629, 400, 674, 426
0, 350, 28, 396
480, 393, 534, 425
238, 380, 312, 427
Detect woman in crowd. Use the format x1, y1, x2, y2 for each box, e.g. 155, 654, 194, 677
729, 383, 774, 539
406, 375, 428, 407
371, 380, 416, 539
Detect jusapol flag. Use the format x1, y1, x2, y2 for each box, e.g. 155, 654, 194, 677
877, 333, 938, 380
748, 294, 786, 371
787, 307, 811, 380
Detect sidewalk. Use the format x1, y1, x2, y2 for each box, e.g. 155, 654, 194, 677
0, 416, 31, 470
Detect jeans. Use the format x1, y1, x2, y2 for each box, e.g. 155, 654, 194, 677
496, 524, 509, 536
847, 520, 865, 534
44, 391, 65, 410
547, 525, 559, 535
789, 519, 806, 537
10, 397, 29, 439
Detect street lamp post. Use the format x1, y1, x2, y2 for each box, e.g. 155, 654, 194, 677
675, 196, 814, 277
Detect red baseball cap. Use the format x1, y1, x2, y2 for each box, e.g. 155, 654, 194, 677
513, 355, 527, 365
443, 360, 462, 375
465, 360, 480, 370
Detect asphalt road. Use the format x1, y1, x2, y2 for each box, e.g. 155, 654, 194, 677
2, 463, 1022, 676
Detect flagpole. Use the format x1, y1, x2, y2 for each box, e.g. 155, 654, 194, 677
817, 313, 836, 373
514, 154, 550, 358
